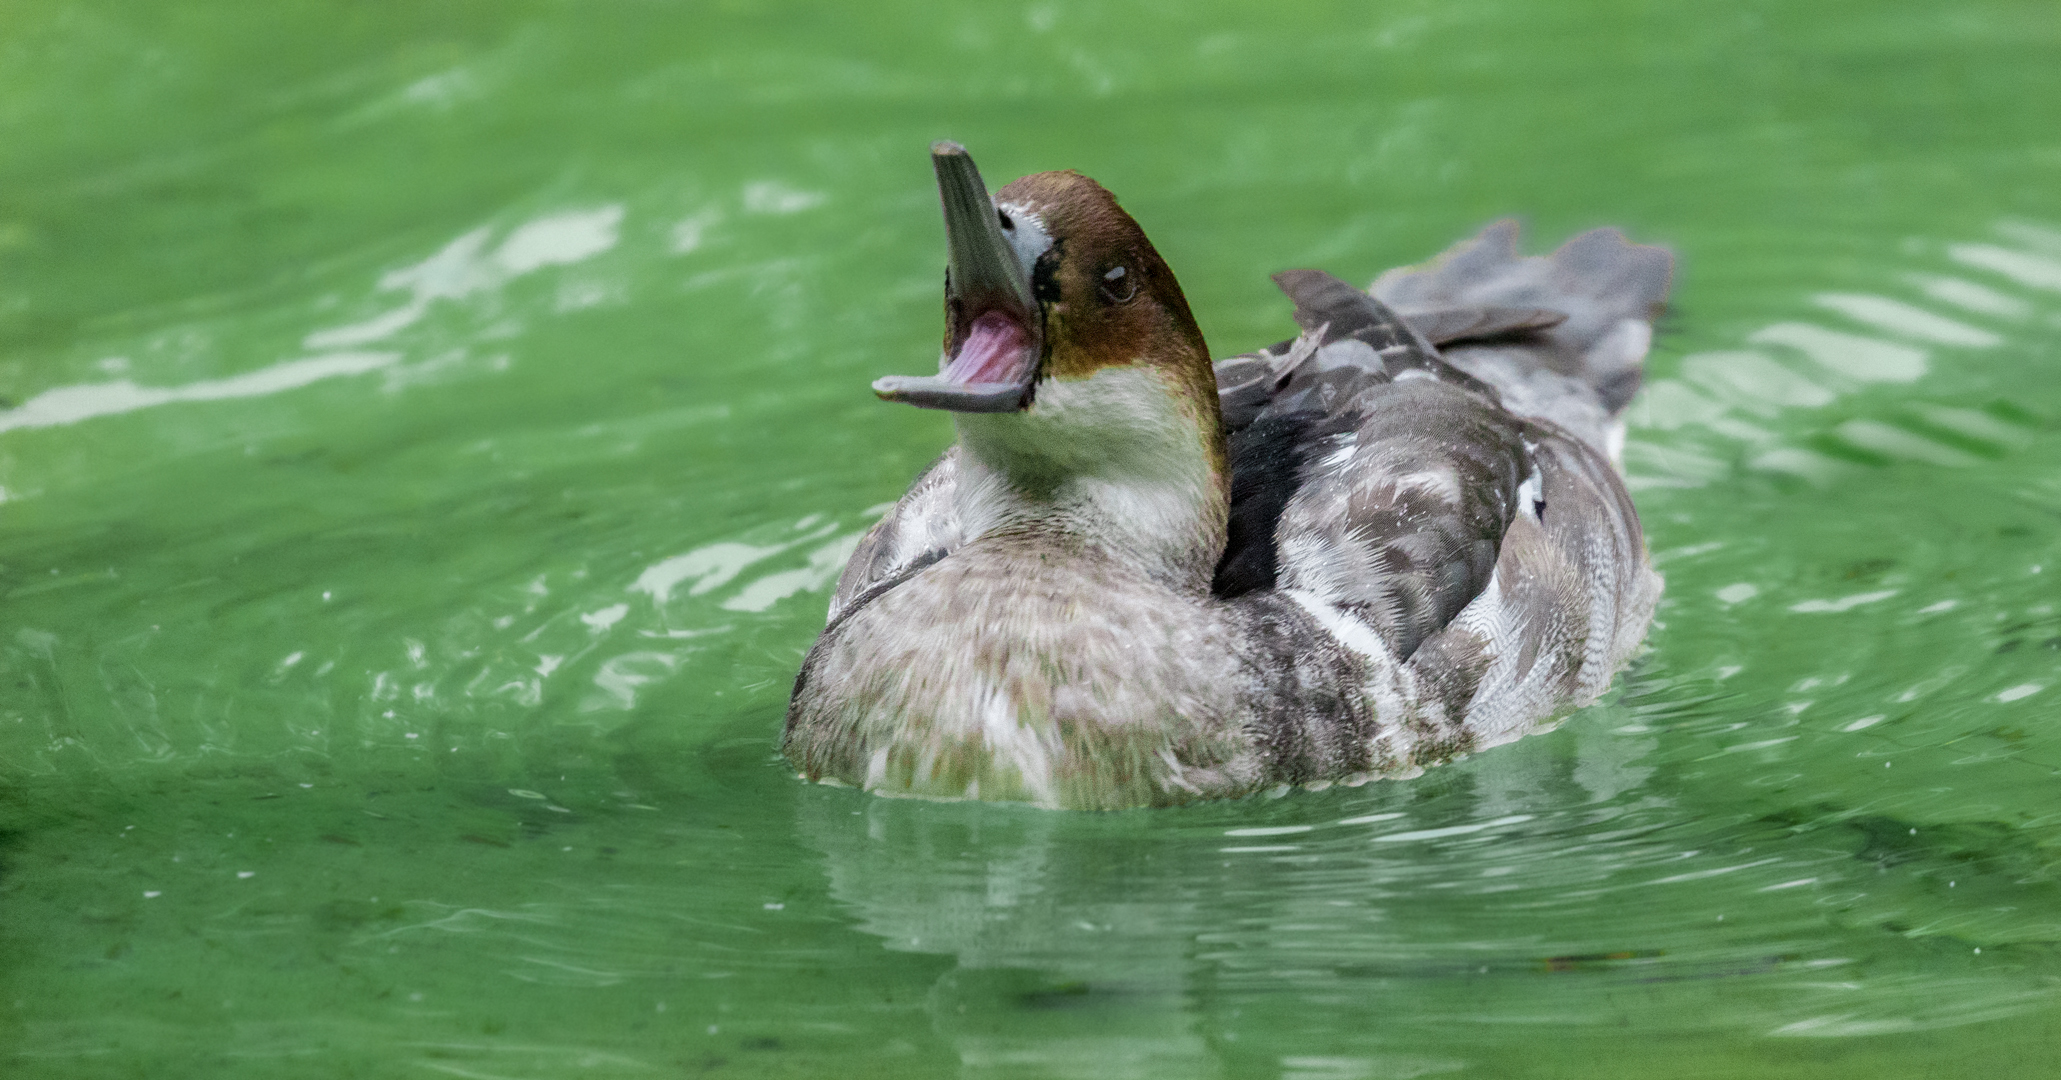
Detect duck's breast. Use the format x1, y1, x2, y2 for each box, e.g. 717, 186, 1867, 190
789, 539, 1266, 809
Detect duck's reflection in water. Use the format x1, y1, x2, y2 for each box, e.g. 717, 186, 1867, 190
791, 712, 1672, 1078
798, 793, 1221, 1078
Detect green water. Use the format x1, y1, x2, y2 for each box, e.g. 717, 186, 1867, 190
4, 1, 2059, 1075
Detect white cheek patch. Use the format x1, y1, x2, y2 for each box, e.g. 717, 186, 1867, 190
994, 202, 1053, 286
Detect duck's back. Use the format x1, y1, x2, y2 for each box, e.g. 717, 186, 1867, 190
1209, 223, 1670, 770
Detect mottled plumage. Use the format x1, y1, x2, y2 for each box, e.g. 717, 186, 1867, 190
787, 147, 1670, 809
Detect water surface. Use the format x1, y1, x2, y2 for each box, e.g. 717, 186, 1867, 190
3, 2, 2059, 1076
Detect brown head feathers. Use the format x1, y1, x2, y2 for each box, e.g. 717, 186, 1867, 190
996, 171, 1215, 402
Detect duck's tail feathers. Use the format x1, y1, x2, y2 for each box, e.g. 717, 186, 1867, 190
1372, 221, 1674, 440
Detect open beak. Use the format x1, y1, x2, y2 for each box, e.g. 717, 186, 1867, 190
872, 142, 1043, 413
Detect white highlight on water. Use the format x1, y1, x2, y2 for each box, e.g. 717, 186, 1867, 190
1905, 274, 2032, 317
1370, 815, 1533, 843
1715, 583, 1759, 605
580, 604, 630, 632
0, 352, 401, 435
1749, 323, 1928, 382
1788, 590, 1897, 613
741, 181, 826, 215
1949, 244, 2061, 290
1835, 420, 1980, 467
1811, 292, 2000, 346
305, 205, 624, 349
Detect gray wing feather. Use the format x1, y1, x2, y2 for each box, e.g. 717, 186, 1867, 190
1239, 270, 1532, 661
1272, 378, 1528, 660
1407, 423, 1659, 750
1370, 220, 1673, 450
1399, 305, 1566, 346
1215, 269, 1504, 431
1372, 219, 1670, 361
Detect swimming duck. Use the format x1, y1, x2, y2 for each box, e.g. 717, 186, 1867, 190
786, 142, 1670, 810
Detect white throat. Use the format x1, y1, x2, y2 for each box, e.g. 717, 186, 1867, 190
951, 365, 1223, 592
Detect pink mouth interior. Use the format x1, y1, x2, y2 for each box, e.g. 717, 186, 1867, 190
941, 310, 1029, 385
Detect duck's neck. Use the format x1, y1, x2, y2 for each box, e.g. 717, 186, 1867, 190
951, 365, 1228, 594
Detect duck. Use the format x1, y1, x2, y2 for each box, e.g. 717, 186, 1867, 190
785, 142, 1671, 810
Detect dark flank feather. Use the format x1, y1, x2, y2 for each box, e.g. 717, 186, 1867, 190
1213, 411, 1326, 598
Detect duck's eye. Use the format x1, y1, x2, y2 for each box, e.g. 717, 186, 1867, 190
1098, 265, 1135, 304
997, 210, 1013, 231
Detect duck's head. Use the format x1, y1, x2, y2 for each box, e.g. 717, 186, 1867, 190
873, 144, 1227, 583
874, 142, 1216, 422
